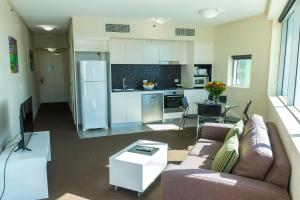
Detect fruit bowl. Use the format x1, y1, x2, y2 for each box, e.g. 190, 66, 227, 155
143, 82, 155, 90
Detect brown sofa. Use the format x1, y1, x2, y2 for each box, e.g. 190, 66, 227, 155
162, 116, 291, 200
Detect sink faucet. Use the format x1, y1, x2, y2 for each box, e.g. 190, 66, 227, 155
122, 77, 127, 91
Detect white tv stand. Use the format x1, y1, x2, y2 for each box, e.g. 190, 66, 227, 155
0, 131, 51, 200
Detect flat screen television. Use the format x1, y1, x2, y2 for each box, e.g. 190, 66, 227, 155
16, 97, 34, 151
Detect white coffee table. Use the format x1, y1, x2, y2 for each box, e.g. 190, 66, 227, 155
109, 140, 168, 197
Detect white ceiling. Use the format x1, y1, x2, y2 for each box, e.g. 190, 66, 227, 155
8, 0, 268, 35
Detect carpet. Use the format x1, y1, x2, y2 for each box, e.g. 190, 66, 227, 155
34, 103, 196, 200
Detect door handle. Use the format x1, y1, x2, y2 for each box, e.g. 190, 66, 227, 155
41, 77, 45, 84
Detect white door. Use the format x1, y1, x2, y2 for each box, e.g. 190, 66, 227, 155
80, 61, 106, 81
111, 39, 126, 64
143, 41, 159, 64
111, 93, 127, 124
125, 40, 144, 64
81, 82, 107, 130
39, 50, 66, 103
126, 92, 142, 122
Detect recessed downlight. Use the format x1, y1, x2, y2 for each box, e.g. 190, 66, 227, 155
45, 48, 57, 52
38, 25, 56, 31
151, 17, 171, 24
199, 9, 223, 19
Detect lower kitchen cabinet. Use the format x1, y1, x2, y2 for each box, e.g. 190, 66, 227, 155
126, 92, 142, 122
111, 92, 142, 124
184, 89, 208, 114
111, 93, 127, 124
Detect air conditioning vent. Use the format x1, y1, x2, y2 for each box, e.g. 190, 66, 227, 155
105, 24, 130, 33
175, 28, 195, 36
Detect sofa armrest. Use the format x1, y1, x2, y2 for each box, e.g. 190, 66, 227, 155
162, 164, 290, 200
200, 123, 233, 142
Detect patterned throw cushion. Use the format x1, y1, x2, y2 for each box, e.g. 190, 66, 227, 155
211, 134, 239, 173
224, 120, 244, 142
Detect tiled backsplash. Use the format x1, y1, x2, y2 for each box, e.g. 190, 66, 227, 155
111, 64, 181, 89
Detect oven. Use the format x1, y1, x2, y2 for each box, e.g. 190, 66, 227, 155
164, 90, 184, 112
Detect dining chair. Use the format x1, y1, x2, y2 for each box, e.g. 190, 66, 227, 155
196, 103, 222, 140
178, 96, 198, 130
224, 100, 252, 124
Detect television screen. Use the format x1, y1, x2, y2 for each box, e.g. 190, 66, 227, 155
18, 97, 34, 150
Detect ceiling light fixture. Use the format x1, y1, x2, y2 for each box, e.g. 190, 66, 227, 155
38, 25, 56, 31
151, 17, 171, 24
46, 48, 57, 52
199, 8, 223, 19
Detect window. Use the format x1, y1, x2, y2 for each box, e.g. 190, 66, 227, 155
278, 13, 294, 98
229, 55, 252, 88
277, 5, 300, 110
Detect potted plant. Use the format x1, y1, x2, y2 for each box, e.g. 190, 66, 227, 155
204, 81, 226, 103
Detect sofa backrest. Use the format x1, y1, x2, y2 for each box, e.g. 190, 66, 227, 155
232, 114, 273, 180
264, 122, 291, 189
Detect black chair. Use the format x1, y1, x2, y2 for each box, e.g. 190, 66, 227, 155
196, 103, 222, 140
224, 100, 252, 124
178, 97, 198, 130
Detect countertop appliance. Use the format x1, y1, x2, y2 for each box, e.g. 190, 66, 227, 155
80, 60, 108, 131
164, 90, 184, 113
193, 76, 209, 88
142, 93, 163, 123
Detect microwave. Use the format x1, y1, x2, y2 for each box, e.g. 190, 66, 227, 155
193, 77, 209, 88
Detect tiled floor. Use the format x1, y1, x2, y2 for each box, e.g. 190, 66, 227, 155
78, 118, 197, 139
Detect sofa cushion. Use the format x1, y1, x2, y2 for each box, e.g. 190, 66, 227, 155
232, 114, 273, 180
224, 120, 244, 141
265, 122, 291, 189
180, 155, 213, 170
212, 134, 239, 173
189, 139, 223, 160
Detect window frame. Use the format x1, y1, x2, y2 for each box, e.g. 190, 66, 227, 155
277, 2, 300, 115
229, 55, 252, 88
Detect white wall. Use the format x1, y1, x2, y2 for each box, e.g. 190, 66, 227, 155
72, 16, 215, 42
214, 14, 272, 117
0, 0, 38, 148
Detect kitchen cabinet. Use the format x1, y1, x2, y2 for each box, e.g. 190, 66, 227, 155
178, 42, 188, 65
111, 92, 142, 124
126, 92, 142, 122
110, 39, 188, 65
159, 41, 179, 62
143, 41, 159, 64
75, 40, 109, 52
111, 92, 127, 123
125, 40, 144, 64
111, 39, 126, 64
184, 89, 208, 114
194, 42, 214, 64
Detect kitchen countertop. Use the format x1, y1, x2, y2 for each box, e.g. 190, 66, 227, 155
111, 87, 205, 93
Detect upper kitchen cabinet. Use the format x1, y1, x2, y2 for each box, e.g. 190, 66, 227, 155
159, 41, 179, 62
143, 41, 159, 64
177, 42, 188, 65
111, 39, 126, 64
194, 42, 214, 64
110, 39, 188, 65
75, 40, 109, 52
125, 40, 144, 64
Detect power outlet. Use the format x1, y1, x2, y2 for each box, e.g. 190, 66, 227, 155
174, 79, 179, 83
